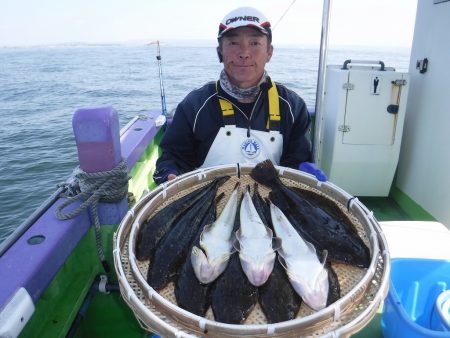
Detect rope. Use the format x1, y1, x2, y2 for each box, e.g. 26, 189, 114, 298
55, 160, 130, 272
272, 0, 297, 31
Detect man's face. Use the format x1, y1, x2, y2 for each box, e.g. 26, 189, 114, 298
219, 26, 273, 89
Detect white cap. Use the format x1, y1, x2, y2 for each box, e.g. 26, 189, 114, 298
218, 7, 272, 40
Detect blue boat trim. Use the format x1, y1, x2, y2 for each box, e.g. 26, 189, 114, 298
0, 108, 163, 316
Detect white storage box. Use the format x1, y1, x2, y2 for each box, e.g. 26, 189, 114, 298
319, 60, 409, 196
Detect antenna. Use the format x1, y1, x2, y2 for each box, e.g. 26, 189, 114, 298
153, 40, 168, 116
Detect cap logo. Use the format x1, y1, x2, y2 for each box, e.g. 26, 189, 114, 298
226, 16, 260, 25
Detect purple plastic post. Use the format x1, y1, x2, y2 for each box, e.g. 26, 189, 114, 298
72, 106, 128, 224
72, 106, 122, 173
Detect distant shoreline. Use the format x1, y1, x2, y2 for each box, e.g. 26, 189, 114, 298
1, 39, 412, 52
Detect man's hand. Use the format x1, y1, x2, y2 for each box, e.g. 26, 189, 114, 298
153, 167, 179, 185
299, 162, 327, 182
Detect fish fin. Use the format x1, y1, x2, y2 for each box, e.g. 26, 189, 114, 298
191, 246, 215, 284
278, 254, 302, 283
215, 175, 231, 187
232, 230, 242, 252
228, 237, 238, 255
249, 160, 281, 189
200, 223, 214, 235
264, 225, 274, 237
277, 253, 289, 271
191, 246, 207, 272
304, 240, 318, 257
253, 182, 258, 196
199, 223, 214, 246
211, 253, 233, 266
272, 237, 282, 251
320, 249, 329, 267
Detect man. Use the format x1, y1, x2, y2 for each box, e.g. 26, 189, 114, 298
153, 6, 326, 184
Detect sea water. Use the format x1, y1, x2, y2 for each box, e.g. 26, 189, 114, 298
0, 43, 410, 242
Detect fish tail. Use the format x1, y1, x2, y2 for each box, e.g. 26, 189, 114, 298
215, 175, 231, 187
320, 249, 329, 267
326, 262, 341, 305
215, 192, 225, 204
250, 160, 281, 189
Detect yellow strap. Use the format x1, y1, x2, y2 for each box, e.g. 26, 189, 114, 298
217, 81, 280, 129
218, 97, 234, 116
266, 82, 280, 129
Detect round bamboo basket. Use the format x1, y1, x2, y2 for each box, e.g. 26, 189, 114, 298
113, 163, 390, 337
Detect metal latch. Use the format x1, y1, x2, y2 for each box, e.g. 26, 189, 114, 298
342, 83, 355, 90
392, 79, 407, 86
99, 274, 110, 294
338, 125, 351, 132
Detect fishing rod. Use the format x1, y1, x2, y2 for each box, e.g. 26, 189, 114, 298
272, 0, 297, 31
155, 40, 168, 117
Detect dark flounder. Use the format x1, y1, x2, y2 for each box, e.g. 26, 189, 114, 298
147, 179, 226, 290
174, 193, 224, 316
250, 160, 370, 268
135, 179, 222, 261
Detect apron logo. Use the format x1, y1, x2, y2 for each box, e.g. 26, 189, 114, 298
241, 138, 261, 159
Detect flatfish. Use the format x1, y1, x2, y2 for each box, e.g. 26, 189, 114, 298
253, 185, 302, 323
211, 253, 258, 324
191, 183, 240, 284
270, 202, 329, 311
235, 189, 279, 287
135, 177, 228, 260
147, 181, 221, 290
251, 184, 272, 229
250, 160, 370, 268
259, 260, 302, 323
211, 197, 258, 324
174, 193, 224, 316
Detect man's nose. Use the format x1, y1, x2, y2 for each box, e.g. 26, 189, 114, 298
239, 45, 250, 59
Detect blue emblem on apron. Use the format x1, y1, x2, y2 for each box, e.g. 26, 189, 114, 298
241, 138, 261, 159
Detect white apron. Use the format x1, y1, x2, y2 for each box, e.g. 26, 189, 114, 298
200, 125, 283, 168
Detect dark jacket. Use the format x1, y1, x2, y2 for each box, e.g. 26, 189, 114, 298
153, 77, 312, 184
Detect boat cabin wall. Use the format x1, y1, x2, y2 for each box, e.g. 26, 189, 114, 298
395, 0, 450, 227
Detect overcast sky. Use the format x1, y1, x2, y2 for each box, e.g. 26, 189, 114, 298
0, 0, 417, 48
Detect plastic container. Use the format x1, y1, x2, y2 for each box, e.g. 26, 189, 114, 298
431, 290, 450, 331
382, 258, 450, 338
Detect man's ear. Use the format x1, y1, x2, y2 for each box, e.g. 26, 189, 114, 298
217, 47, 223, 63
267, 44, 274, 62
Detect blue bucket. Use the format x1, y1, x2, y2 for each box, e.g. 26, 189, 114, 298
431, 290, 450, 331
382, 258, 450, 338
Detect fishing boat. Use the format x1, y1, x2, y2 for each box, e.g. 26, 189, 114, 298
1, 1, 449, 337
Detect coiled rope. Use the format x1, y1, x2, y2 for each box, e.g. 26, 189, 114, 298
55, 160, 130, 272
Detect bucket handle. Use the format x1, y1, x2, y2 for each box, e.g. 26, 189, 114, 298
342, 59, 385, 71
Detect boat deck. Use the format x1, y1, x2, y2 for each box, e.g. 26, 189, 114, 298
359, 196, 413, 222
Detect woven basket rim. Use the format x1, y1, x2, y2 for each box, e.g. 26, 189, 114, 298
114, 163, 390, 337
